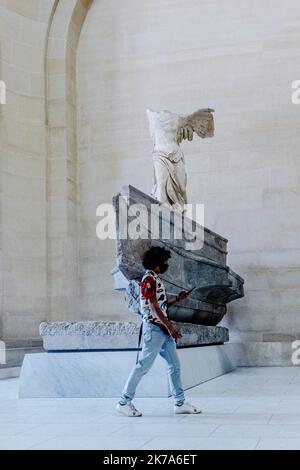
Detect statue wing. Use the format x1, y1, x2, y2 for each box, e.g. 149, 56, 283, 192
185, 108, 215, 138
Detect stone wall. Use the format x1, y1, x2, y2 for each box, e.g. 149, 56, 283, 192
77, 0, 300, 350
46, 0, 92, 322
0, 0, 54, 340
0, 0, 92, 343
0, 0, 300, 365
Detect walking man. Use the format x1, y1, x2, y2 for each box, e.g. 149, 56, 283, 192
117, 245, 201, 417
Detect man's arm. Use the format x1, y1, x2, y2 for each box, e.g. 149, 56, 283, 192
148, 298, 182, 339
167, 296, 178, 307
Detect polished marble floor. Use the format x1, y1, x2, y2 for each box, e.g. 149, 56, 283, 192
1, 367, 300, 450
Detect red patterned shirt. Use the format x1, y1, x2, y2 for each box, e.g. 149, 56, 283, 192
140, 270, 168, 325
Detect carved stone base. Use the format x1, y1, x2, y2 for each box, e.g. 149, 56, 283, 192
39, 321, 229, 351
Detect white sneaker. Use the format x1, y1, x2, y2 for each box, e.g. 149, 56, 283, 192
174, 401, 201, 414
116, 402, 142, 417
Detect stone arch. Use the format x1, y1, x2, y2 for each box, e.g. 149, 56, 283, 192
45, 0, 93, 321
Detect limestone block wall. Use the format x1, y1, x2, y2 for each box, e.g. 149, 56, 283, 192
0, 0, 300, 366
0, 0, 93, 346
46, 0, 92, 322
77, 0, 300, 347
0, 0, 55, 341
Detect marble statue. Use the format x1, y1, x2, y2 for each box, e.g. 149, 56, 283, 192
147, 108, 214, 212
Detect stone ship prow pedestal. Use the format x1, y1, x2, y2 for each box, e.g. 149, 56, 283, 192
112, 184, 244, 326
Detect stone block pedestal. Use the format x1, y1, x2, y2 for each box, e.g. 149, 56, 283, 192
19, 344, 236, 398
19, 321, 236, 398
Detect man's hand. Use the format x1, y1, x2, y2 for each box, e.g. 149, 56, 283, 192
148, 297, 182, 339
167, 322, 182, 340
167, 289, 190, 308
176, 290, 189, 301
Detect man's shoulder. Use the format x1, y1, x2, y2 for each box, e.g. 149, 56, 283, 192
140, 272, 157, 298
141, 272, 156, 286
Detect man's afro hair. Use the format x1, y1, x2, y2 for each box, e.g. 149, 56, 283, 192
142, 245, 171, 270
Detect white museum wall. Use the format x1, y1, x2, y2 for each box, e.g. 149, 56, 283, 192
77, 0, 300, 349
0, 0, 299, 366
0, 0, 54, 341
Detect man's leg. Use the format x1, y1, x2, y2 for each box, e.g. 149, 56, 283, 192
159, 335, 185, 406
119, 323, 165, 404
160, 335, 202, 414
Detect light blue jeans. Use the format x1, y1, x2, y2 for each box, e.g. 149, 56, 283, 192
120, 321, 185, 406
